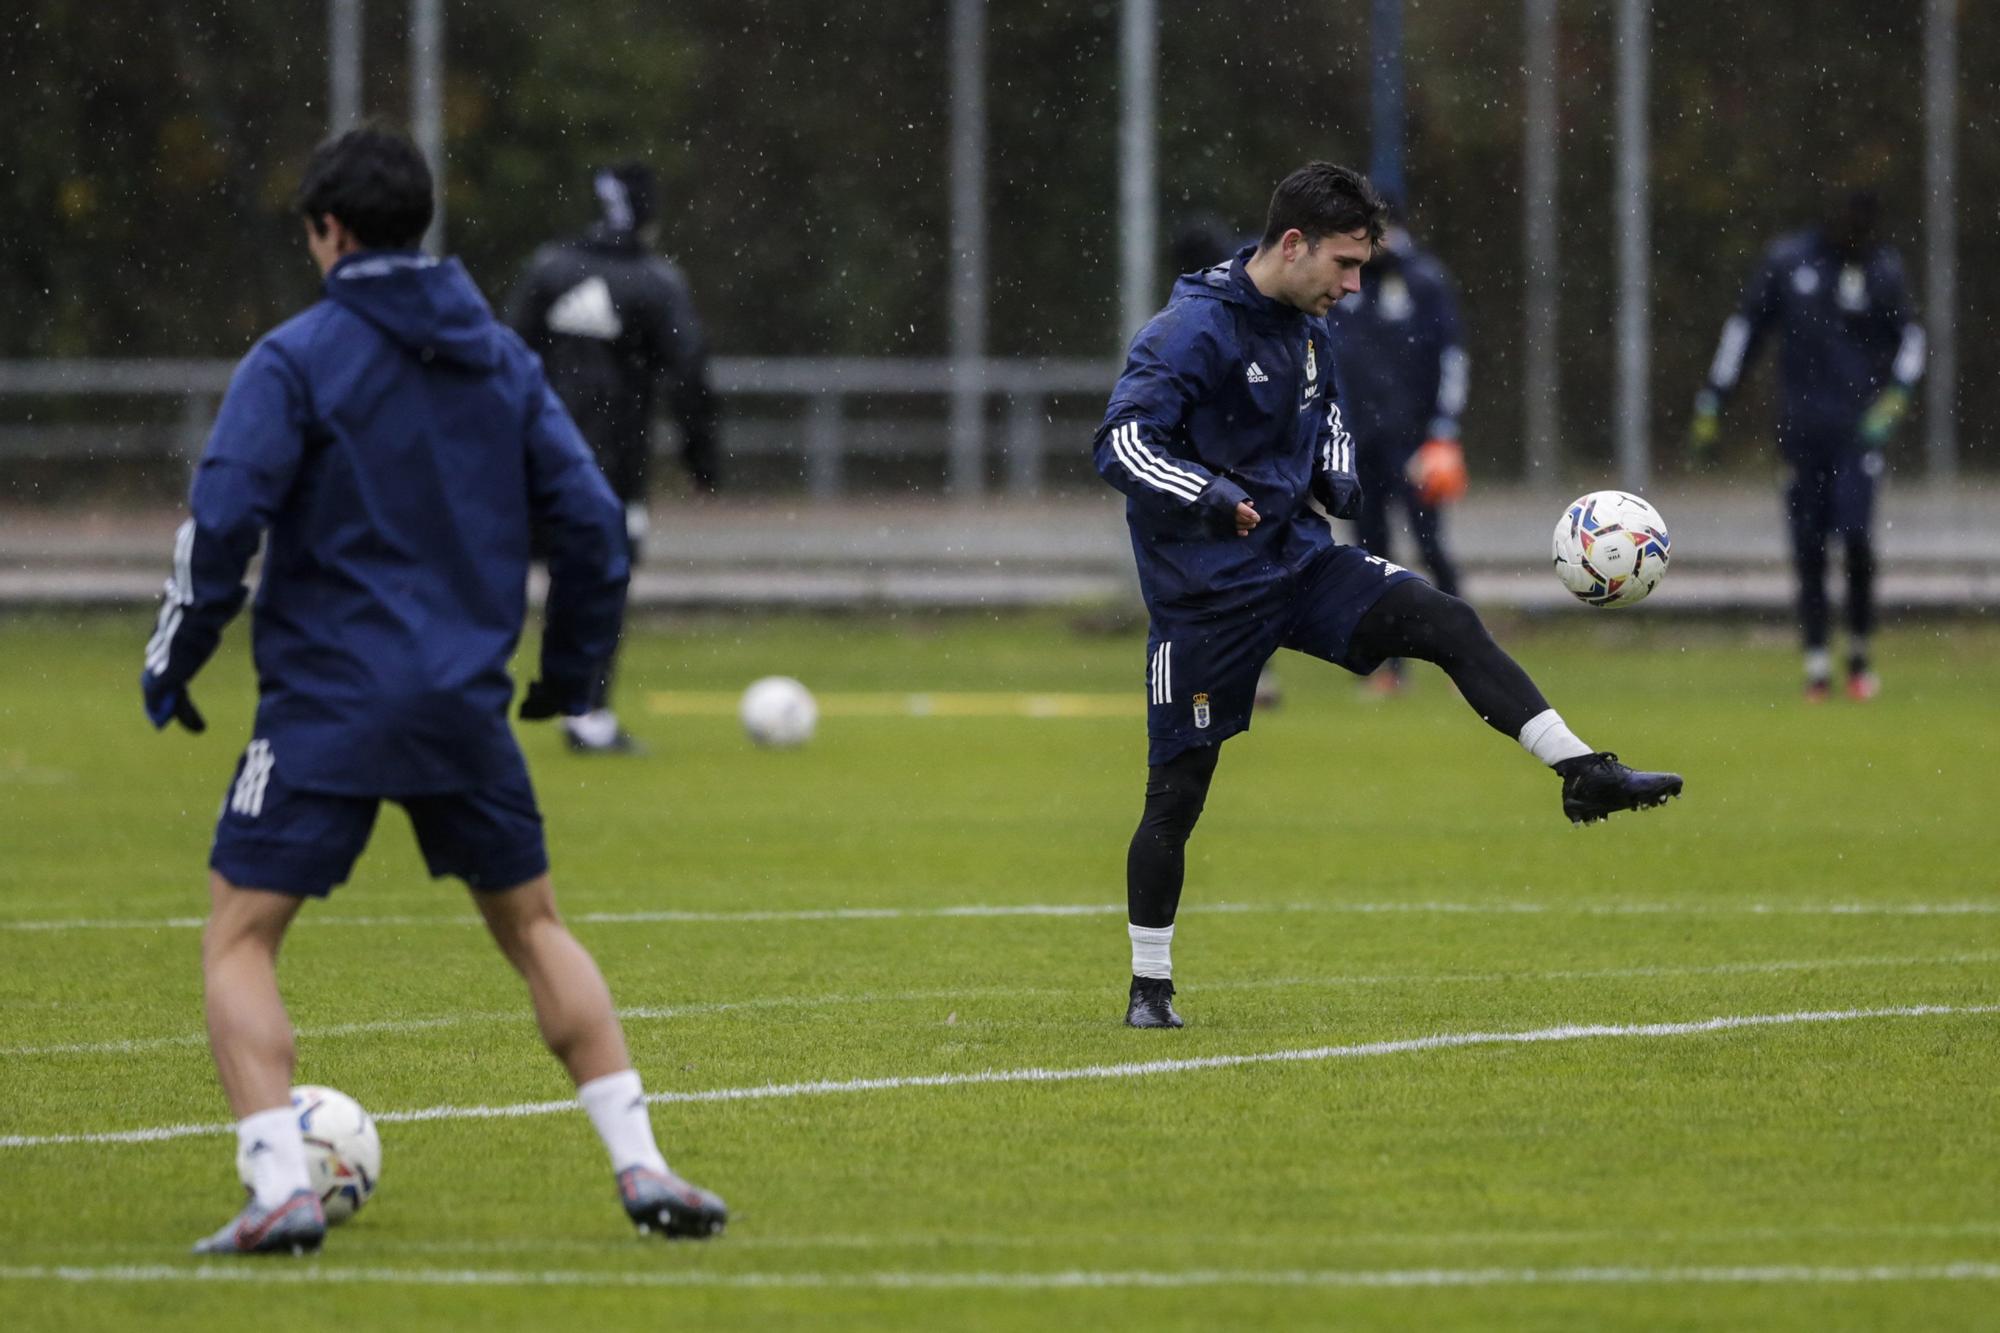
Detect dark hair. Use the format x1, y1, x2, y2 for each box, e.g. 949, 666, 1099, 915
594, 161, 657, 232
296, 127, 435, 249
1257, 162, 1387, 250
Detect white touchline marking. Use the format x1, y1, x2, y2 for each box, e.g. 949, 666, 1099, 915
0, 1261, 1996, 1291
8, 951, 1997, 1058
4, 1002, 1993, 1149
4, 898, 1996, 933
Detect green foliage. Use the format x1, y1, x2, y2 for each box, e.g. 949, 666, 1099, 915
3, 2, 1996, 467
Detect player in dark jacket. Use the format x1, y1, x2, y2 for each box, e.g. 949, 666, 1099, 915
1689, 190, 1925, 701
507, 162, 719, 752
1325, 220, 1469, 693
144, 128, 724, 1255
1095, 163, 1681, 1029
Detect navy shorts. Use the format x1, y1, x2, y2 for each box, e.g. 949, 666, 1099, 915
1786, 452, 1880, 543
209, 739, 549, 897
1145, 543, 1419, 765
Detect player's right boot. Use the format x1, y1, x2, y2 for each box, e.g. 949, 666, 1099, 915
1557, 752, 1683, 825
1125, 975, 1184, 1029
191, 1188, 326, 1256
618, 1165, 728, 1239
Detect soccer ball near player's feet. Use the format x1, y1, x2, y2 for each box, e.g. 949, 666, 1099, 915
740, 676, 817, 748
238, 1085, 381, 1224
1552, 491, 1671, 608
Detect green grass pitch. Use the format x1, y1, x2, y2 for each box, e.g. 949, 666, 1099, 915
1, 610, 1996, 1330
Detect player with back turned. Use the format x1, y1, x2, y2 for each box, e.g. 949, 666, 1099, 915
1094, 162, 1683, 1029
507, 162, 720, 753
1688, 188, 1925, 701
141, 128, 726, 1253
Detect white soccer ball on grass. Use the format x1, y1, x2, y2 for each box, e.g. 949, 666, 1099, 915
237, 1084, 381, 1224
1551, 490, 1672, 609
740, 675, 817, 748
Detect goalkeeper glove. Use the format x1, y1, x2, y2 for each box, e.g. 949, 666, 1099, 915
1688, 389, 1720, 463
1406, 437, 1468, 507
1858, 385, 1911, 447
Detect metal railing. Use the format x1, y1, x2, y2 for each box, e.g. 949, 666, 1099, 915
0, 357, 1121, 500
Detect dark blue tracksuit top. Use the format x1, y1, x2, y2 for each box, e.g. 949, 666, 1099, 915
1094, 247, 1361, 619
142, 250, 628, 795
1703, 229, 1925, 463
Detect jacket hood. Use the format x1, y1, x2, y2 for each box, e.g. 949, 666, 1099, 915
1172, 245, 1304, 325
324, 251, 504, 371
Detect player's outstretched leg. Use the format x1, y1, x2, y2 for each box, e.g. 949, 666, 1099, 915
475, 875, 727, 1239
1123, 746, 1220, 1027
1349, 580, 1682, 824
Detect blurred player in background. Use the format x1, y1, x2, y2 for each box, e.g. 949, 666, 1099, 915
1095, 162, 1682, 1030
1325, 205, 1469, 695
143, 128, 725, 1254
1689, 188, 1925, 701
507, 161, 720, 753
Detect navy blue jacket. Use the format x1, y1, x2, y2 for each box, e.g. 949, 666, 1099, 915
1094, 248, 1360, 618
1703, 229, 1925, 462
142, 251, 628, 795
1323, 231, 1466, 477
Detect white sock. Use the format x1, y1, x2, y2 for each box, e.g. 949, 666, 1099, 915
1517, 708, 1593, 767
1805, 648, 1832, 682
564, 709, 621, 748
578, 1069, 668, 1175
237, 1104, 311, 1209
1129, 923, 1174, 980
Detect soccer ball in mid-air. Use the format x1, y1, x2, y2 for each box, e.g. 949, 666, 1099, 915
740, 675, 817, 748
237, 1085, 381, 1224
1552, 490, 1671, 608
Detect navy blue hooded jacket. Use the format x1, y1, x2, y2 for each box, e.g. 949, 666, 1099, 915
1702, 229, 1925, 462
1094, 248, 1360, 617
1323, 230, 1466, 476
142, 250, 628, 795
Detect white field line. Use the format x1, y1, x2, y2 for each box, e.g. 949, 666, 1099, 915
4, 1002, 1994, 1150
8, 949, 1997, 1059
4, 897, 1997, 934
1, 1260, 1997, 1292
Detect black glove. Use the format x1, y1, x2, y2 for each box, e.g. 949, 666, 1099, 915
1191, 476, 1254, 537
141, 673, 207, 733
518, 678, 590, 721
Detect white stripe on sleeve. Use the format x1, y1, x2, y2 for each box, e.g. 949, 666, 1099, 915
1109, 423, 1203, 501
1437, 346, 1469, 418
1708, 315, 1751, 390
1894, 324, 1927, 385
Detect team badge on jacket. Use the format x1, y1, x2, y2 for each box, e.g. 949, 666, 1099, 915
1191, 692, 1212, 729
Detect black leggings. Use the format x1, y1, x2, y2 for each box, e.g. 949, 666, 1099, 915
1125, 580, 1549, 928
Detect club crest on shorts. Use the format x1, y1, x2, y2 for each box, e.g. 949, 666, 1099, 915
1191, 691, 1211, 729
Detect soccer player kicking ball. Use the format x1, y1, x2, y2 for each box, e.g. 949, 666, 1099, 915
1094, 163, 1681, 1030
142, 128, 725, 1253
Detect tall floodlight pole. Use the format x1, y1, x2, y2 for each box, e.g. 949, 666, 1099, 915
1924, 0, 1958, 484
947, 0, 988, 497
409, 0, 445, 255
1612, 0, 1650, 490
1119, 0, 1158, 341
328, 0, 363, 133
1369, 0, 1405, 206
1522, 0, 1560, 482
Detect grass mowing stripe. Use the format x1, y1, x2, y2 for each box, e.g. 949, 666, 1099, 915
9, 950, 1998, 1058
7, 1002, 1993, 1150
4, 899, 1997, 933
3, 1261, 1998, 1291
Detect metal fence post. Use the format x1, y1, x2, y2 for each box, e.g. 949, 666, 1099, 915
806, 392, 844, 500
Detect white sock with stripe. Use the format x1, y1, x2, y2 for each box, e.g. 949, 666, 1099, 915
579, 1069, 668, 1175
237, 1103, 312, 1209
1129, 923, 1174, 980
1517, 708, 1593, 767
